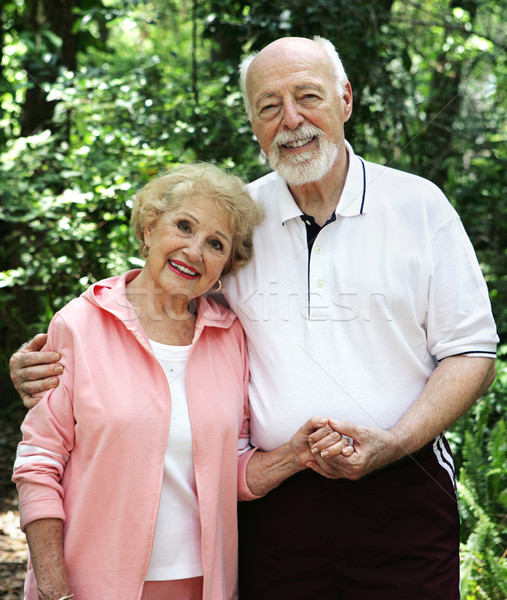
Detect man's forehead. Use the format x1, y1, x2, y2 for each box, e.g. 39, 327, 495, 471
251, 43, 326, 74
256, 37, 322, 60
248, 59, 331, 103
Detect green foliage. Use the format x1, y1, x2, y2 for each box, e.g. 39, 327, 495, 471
449, 357, 507, 598
0, 127, 141, 407
0, 0, 259, 406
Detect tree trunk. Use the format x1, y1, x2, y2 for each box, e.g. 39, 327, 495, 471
20, 0, 78, 137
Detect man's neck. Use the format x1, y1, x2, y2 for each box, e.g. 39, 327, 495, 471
289, 148, 349, 226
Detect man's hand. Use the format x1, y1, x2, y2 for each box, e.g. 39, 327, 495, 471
9, 334, 62, 409
307, 419, 405, 480
307, 356, 497, 481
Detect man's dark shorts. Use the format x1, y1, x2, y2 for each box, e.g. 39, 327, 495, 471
238, 436, 460, 600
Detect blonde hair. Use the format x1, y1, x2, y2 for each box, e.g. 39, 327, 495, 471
131, 163, 264, 274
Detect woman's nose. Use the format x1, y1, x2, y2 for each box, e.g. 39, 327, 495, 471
184, 236, 204, 261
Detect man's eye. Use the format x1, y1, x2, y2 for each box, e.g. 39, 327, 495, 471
260, 104, 277, 113
209, 239, 224, 251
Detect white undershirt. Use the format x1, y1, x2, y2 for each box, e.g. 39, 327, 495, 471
145, 340, 202, 581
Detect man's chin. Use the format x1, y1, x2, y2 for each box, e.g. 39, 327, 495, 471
269, 144, 339, 186
272, 160, 328, 186
270, 156, 312, 183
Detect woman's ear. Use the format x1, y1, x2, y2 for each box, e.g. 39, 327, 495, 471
222, 259, 232, 276
143, 226, 152, 247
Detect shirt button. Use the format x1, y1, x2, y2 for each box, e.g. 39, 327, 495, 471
315, 246, 322, 254
317, 280, 324, 288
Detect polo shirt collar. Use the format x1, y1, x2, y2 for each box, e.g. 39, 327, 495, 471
276, 140, 368, 225
276, 175, 304, 225
338, 141, 368, 217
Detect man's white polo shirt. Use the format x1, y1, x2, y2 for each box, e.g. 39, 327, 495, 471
223, 143, 498, 452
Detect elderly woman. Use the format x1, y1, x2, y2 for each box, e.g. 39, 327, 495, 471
12, 163, 339, 600
13, 163, 265, 600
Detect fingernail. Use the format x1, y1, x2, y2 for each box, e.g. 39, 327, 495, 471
321, 450, 329, 457
51, 353, 60, 361
311, 447, 319, 455
55, 366, 63, 374
50, 378, 59, 387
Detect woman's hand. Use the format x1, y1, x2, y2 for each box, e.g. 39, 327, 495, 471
307, 422, 355, 461
288, 416, 333, 469
25, 518, 72, 600
245, 417, 335, 497
9, 334, 63, 408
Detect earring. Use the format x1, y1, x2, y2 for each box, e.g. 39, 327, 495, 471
211, 279, 222, 293
142, 244, 150, 258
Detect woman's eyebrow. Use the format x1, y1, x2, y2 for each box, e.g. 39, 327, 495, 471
178, 211, 231, 244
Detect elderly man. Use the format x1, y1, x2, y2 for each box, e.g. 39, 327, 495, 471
11, 37, 498, 599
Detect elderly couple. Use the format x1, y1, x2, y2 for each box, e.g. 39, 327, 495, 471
11, 36, 497, 600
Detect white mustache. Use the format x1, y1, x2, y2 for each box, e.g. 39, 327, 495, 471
273, 124, 323, 147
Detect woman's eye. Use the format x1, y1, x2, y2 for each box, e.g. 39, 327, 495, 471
209, 239, 224, 251
177, 221, 191, 233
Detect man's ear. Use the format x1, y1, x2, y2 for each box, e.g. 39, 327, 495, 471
343, 82, 353, 123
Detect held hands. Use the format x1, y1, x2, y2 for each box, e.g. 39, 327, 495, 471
246, 417, 399, 497
288, 417, 336, 471
9, 334, 63, 408
305, 418, 402, 480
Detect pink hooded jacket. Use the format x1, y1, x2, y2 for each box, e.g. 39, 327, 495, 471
13, 270, 257, 600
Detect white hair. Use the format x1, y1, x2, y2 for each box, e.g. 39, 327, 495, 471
239, 36, 348, 119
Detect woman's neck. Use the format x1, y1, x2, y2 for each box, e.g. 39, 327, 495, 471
125, 274, 197, 346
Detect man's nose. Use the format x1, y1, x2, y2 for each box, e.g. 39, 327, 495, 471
281, 99, 304, 130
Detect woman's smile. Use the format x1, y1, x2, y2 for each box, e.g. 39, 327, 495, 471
168, 259, 200, 280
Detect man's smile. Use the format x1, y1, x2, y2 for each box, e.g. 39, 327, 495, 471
281, 136, 315, 149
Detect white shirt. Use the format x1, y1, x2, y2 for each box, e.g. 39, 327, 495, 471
145, 340, 202, 581
223, 142, 498, 451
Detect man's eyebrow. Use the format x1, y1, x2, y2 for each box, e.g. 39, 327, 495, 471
255, 92, 277, 109
255, 84, 323, 108
295, 84, 322, 92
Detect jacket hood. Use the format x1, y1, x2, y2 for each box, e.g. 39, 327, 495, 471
81, 270, 237, 337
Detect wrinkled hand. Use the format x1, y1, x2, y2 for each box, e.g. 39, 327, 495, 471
245, 417, 342, 497
9, 334, 62, 409
288, 416, 335, 471
307, 418, 404, 480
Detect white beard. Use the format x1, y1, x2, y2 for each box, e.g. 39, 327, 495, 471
267, 124, 339, 186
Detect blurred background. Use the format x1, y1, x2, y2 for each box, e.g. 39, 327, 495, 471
0, 1, 506, 597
